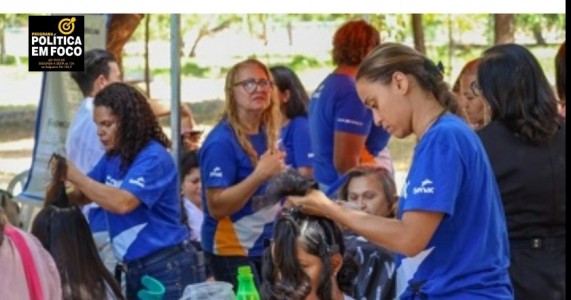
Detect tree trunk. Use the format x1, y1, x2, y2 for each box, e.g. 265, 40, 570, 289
287, 21, 292, 46
0, 27, 5, 65
494, 14, 515, 45
532, 23, 546, 45
106, 14, 144, 78
447, 14, 454, 76
411, 14, 426, 54
144, 14, 151, 97
189, 20, 232, 57
189, 29, 207, 57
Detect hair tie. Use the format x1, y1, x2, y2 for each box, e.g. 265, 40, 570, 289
436, 61, 445, 73
424, 58, 444, 75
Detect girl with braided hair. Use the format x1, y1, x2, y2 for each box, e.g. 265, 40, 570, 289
261, 169, 358, 300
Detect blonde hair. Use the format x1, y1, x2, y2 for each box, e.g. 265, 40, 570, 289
222, 59, 281, 165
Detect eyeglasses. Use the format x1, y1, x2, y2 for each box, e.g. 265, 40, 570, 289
233, 78, 273, 93
470, 81, 481, 96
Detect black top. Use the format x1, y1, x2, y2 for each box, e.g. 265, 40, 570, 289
344, 232, 396, 300
478, 121, 566, 240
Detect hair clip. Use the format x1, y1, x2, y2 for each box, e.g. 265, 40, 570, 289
327, 244, 340, 254
281, 205, 302, 218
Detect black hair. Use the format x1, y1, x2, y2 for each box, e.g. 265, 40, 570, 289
270, 66, 310, 119
178, 149, 200, 229
31, 154, 124, 300
70, 48, 117, 97
180, 149, 200, 180
94, 82, 170, 174
477, 43, 562, 146
262, 169, 358, 300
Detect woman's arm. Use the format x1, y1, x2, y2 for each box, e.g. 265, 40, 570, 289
206, 150, 285, 220
65, 162, 140, 214
288, 190, 443, 257
334, 131, 367, 174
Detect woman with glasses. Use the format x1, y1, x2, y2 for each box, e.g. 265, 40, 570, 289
477, 43, 566, 300
199, 58, 286, 290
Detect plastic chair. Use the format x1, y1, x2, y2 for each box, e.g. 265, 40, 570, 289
137, 275, 165, 300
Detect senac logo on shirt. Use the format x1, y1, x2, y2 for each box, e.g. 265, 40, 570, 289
413, 178, 435, 195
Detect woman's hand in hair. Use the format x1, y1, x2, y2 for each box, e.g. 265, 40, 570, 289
253, 149, 286, 182
286, 189, 335, 218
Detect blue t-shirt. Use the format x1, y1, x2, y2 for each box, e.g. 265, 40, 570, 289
280, 116, 313, 169
308, 73, 372, 185
365, 124, 391, 155
88, 140, 189, 263
199, 119, 281, 257
395, 114, 513, 299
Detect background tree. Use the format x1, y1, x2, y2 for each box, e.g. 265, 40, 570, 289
184, 14, 240, 57
0, 14, 27, 65
106, 14, 144, 77
412, 14, 426, 54
494, 14, 515, 44
516, 14, 566, 45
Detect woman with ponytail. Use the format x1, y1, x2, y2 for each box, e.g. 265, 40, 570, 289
199, 58, 286, 290
287, 43, 513, 299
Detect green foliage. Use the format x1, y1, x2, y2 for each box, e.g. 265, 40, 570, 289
130, 14, 171, 41
181, 61, 210, 77
286, 55, 324, 71
516, 14, 566, 44
0, 14, 29, 27
151, 61, 211, 78
0, 55, 28, 65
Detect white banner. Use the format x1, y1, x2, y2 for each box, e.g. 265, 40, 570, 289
17, 14, 106, 204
